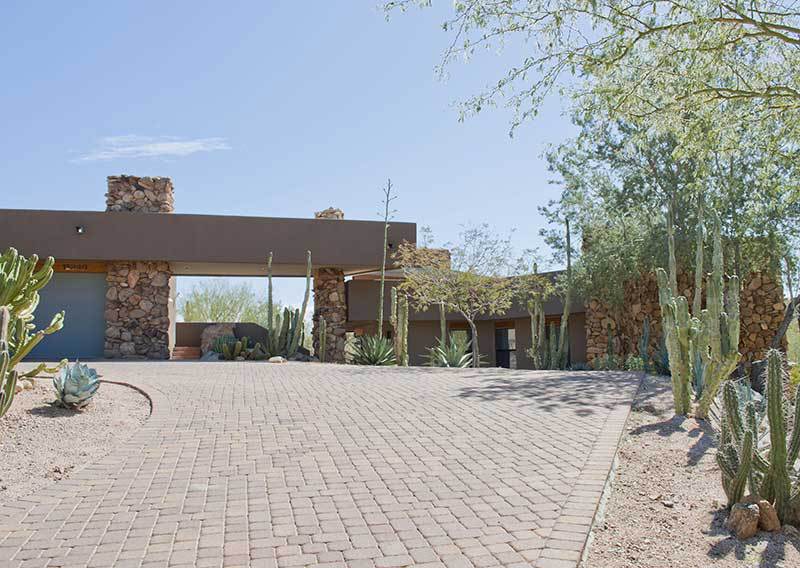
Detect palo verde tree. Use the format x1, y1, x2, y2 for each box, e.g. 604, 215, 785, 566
395, 224, 516, 367
385, 1, 800, 154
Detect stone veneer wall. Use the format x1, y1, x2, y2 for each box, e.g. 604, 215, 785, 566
104, 261, 172, 359
313, 269, 347, 363
106, 175, 174, 213
104, 175, 174, 359
585, 271, 786, 367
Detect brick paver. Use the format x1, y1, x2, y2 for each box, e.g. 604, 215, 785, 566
0, 364, 640, 567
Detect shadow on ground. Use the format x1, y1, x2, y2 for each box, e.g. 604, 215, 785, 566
451, 369, 641, 415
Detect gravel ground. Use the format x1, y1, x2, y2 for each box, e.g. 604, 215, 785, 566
585, 374, 800, 568
0, 379, 150, 503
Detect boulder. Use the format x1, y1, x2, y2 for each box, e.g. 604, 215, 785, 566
268, 356, 287, 364
200, 351, 220, 362
727, 503, 760, 539
743, 496, 781, 532
200, 323, 236, 354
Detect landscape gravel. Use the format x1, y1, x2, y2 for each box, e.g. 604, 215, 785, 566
585, 374, 800, 567
0, 379, 149, 503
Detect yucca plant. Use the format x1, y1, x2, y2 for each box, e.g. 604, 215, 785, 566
53, 361, 100, 409
350, 335, 396, 366
425, 333, 473, 368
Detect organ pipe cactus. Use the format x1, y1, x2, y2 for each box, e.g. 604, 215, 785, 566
265, 251, 312, 358
717, 349, 800, 523
695, 216, 741, 418
53, 361, 100, 409
656, 209, 740, 418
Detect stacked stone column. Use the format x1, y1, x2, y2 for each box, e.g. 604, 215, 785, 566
103, 175, 174, 359
313, 269, 347, 363
312, 207, 348, 363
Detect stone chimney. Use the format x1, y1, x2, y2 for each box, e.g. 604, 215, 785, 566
106, 175, 174, 213
314, 207, 344, 220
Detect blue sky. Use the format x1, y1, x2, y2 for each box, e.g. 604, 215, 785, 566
1, 1, 575, 308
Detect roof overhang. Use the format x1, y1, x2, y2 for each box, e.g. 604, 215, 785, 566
0, 209, 416, 277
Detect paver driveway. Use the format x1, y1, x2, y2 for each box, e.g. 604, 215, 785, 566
1, 363, 640, 568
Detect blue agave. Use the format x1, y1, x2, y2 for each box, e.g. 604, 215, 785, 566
53, 361, 100, 408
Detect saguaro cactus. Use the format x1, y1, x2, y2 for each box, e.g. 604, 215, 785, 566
318, 317, 327, 363
638, 315, 651, 370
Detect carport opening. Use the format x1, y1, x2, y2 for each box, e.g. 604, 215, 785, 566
174, 276, 313, 358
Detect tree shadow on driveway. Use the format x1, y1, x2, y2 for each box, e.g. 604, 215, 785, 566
454, 369, 642, 415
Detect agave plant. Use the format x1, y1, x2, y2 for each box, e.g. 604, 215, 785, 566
425, 334, 472, 368
350, 335, 396, 366
53, 361, 100, 409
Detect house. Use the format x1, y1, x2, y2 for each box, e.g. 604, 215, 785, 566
0, 175, 587, 367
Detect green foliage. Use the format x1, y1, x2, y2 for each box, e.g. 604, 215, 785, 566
179, 280, 281, 324
350, 335, 396, 366
53, 361, 99, 409
517, 262, 552, 370
425, 333, 472, 368
716, 350, 800, 523
624, 355, 645, 372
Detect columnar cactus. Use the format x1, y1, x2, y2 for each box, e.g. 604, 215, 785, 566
656, 209, 739, 417
0, 307, 18, 418
717, 349, 800, 523
638, 315, 651, 371
0, 248, 65, 417
695, 216, 741, 419
318, 317, 327, 363
264, 251, 312, 358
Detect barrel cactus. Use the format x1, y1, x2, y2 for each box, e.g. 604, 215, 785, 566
53, 361, 100, 409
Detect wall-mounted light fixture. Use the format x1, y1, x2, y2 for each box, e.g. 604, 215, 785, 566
75, 225, 86, 235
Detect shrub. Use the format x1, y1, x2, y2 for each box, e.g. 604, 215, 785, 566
425, 334, 472, 368
350, 335, 396, 366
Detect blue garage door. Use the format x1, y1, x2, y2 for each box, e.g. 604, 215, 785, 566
28, 273, 107, 360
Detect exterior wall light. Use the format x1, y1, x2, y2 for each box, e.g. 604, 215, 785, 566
75, 225, 86, 235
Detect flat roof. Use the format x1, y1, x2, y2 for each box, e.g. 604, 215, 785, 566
0, 209, 416, 276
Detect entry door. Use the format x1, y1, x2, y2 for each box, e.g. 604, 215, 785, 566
495, 324, 517, 369
28, 273, 107, 360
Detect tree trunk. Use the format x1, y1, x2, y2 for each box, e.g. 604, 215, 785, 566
771, 295, 799, 350
468, 319, 480, 368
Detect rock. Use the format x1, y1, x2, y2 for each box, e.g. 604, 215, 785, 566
314, 207, 344, 220
200, 323, 236, 354
200, 351, 220, 362
756, 500, 781, 532
268, 356, 287, 363
21, 379, 34, 390
742, 496, 780, 531
727, 503, 760, 539
15, 383, 23, 394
